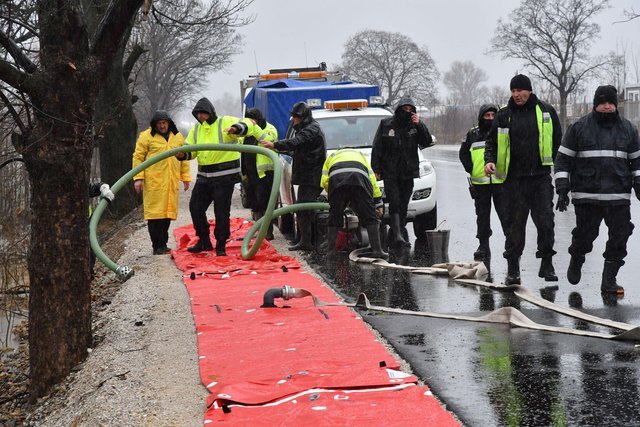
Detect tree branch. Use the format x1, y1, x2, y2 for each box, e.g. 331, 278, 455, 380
0, 29, 37, 73
0, 60, 35, 94
123, 43, 147, 81
90, 0, 144, 57
0, 89, 27, 134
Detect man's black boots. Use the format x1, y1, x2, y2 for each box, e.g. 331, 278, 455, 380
538, 256, 558, 281
325, 226, 339, 257
216, 240, 227, 257
366, 224, 389, 259
390, 213, 411, 248
567, 255, 585, 285
505, 257, 521, 285
601, 260, 624, 295
474, 238, 490, 262
288, 213, 314, 251
188, 237, 213, 253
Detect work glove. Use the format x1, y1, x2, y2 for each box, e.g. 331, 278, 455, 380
555, 193, 569, 212
100, 183, 115, 203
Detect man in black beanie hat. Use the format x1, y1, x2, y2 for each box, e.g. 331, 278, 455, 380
484, 74, 562, 285
554, 85, 640, 298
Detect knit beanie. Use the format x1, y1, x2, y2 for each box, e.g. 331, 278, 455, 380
593, 85, 618, 108
510, 74, 532, 91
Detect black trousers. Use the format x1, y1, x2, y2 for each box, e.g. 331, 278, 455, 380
473, 185, 507, 240
295, 184, 322, 239
148, 218, 171, 250
327, 185, 377, 228
253, 171, 274, 213
189, 179, 235, 244
383, 178, 414, 221
503, 174, 556, 260
569, 204, 634, 264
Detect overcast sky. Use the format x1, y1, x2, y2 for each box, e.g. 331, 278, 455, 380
200, 0, 639, 112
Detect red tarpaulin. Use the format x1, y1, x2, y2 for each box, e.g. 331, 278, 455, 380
173, 219, 459, 425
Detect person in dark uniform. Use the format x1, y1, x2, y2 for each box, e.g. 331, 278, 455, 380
485, 74, 562, 285
321, 148, 387, 259
261, 102, 326, 251
371, 96, 434, 248
554, 85, 640, 295
240, 108, 278, 239
459, 103, 506, 264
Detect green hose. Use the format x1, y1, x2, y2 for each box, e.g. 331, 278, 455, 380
89, 144, 329, 282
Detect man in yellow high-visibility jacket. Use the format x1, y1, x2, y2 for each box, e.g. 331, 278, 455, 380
176, 98, 265, 256
484, 74, 562, 285
321, 148, 387, 259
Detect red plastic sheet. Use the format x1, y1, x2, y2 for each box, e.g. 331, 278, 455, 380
173, 219, 459, 426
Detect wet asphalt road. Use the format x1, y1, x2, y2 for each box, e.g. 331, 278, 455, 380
305, 152, 640, 426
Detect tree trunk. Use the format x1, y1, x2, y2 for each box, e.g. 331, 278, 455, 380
95, 28, 139, 218
23, 80, 95, 401
559, 89, 568, 131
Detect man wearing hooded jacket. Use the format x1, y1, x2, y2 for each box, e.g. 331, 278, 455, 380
261, 102, 326, 251
176, 97, 265, 256
485, 74, 562, 285
132, 110, 191, 255
371, 96, 434, 248
459, 104, 506, 264
554, 85, 640, 296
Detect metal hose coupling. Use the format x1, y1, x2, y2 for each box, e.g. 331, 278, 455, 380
116, 265, 134, 282
261, 285, 311, 308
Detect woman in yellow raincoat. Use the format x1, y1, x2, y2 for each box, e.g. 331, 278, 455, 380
132, 110, 191, 254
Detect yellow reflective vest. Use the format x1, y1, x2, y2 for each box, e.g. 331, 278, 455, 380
255, 122, 278, 179
321, 148, 381, 199
494, 104, 554, 183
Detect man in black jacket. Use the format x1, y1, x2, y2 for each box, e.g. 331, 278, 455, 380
484, 74, 562, 285
262, 102, 326, 251
459, 103, 506, 264
554, 85, 640, 296
371, 96, 434, 248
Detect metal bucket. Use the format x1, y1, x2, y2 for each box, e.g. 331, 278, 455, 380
424, 229, 450, 264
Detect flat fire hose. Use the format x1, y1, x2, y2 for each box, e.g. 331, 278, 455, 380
341, 248, 640, 343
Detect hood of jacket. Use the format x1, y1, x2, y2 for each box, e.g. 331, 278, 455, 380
245, 107, 267, 129
477, 103, 498, 130
150, 110, 179, 136
393, 96, 417, 127
191, 98, 217, 124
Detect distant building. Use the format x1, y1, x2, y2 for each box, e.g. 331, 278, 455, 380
624, 84, 640, 102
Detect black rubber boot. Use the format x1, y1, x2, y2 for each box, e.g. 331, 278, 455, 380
505, 257, 521, 285
216, 240, 227, 257
473, 238, 490, 262
367, 224, 389, 259
390, 213, 410, 248
324, 226, 339, 256
567, 255, 585, 285
288, 213, 314, 251
601, 260, 624, 295
188, 237, 213, 253
538, 256, 558, 282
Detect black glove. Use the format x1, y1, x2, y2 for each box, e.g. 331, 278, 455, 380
555, 193, 570, 212
634, 183, 640, 201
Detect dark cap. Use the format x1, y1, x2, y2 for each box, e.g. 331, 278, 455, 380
593, 85, 618, 108
510, 74, 532, 92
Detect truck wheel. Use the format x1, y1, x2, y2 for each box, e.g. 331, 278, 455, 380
413, 205, 437, 240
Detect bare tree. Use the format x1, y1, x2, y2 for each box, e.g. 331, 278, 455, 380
0, 0, 145, 400
443, 61, 488, 107
132, 0, 253, 121
491, 0, 611, 128
486, 85, 511, 108
339, 30, 439, 106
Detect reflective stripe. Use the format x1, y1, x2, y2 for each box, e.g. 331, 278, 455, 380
577, 150, 628, 159
329, 167, 370, 179
629, 150, 640, 159
494, 172, 507, 180
498, 127, 509, 134
558, 146, 577, 157
197, 166, 241, 178
470, 176, 491, 184
633, 170, 640, 177
572, 192, 631, 201
257, 163, 273, 171
542, 156, 553, 163
471, 141, 485, 150
555, 172, 570, 179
